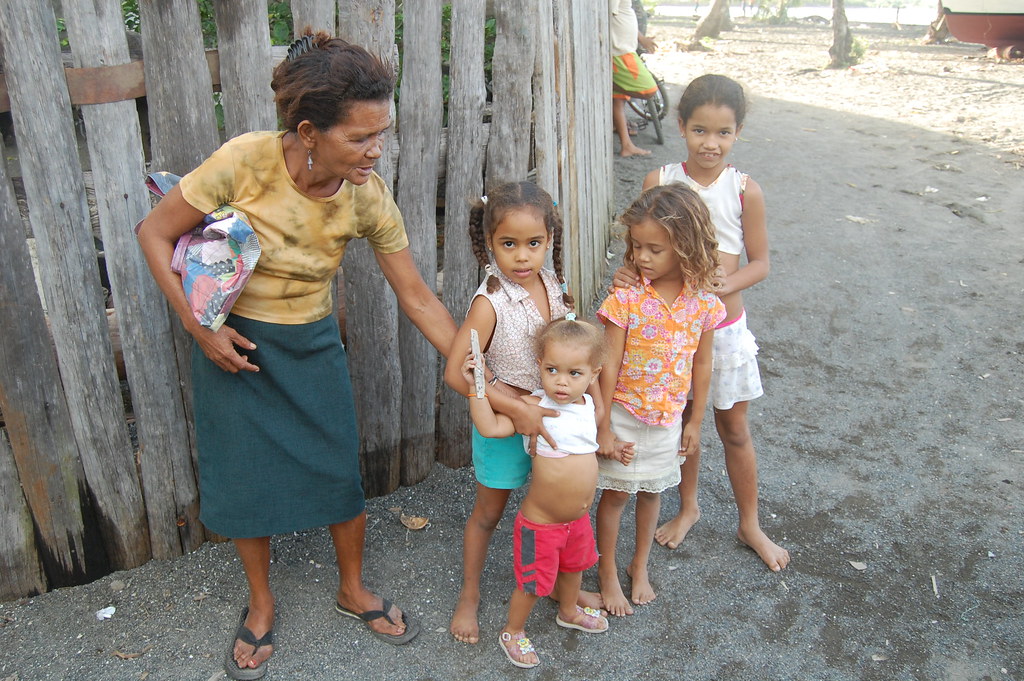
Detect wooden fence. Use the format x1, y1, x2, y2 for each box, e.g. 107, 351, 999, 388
0, 0, 613, 600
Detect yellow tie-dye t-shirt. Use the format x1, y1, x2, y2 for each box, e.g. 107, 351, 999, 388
178, 131, 408, 324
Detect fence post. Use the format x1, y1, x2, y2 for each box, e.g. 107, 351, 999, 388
291, 0, 336, 35
0, 429, 46, 600
63, 0, 203, 559
0, 135, 89, 591
437, 0, 488, 468
337, 0, 403, 497
213, 2, 277, 138
0, 0, 150, 571
396, 0, 443, 485
486, 0, 536, 187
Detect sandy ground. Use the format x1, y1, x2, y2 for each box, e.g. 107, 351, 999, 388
2, 18, 1022, 681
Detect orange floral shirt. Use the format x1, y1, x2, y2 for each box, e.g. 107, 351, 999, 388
598, 280, 725, 426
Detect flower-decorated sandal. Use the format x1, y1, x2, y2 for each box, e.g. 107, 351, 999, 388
499, 630, 540, 668
555, 605, 609, 633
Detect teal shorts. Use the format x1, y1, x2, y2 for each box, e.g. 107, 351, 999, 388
471, 426, 531, 489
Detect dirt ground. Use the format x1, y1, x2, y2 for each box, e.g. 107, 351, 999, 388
1, 17, 1022, 681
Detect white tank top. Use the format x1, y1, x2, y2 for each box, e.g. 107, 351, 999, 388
524, 391, 598, 458
659, 163, 747, 255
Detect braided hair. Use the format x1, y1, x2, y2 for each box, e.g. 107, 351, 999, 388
467, 181, 574, 308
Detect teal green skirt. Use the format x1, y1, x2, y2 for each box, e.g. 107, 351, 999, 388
192, 313, 363, 538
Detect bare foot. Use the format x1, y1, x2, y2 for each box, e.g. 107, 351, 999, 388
598, 573, 634, 617
626, 564, 656, 606
576, 589, 605, 612
619, 143, 652, 158
655, 506, 701, 549
738, 526, 791, 572
232, 606, 274, 672
336, 588, 407, 637
449, 592, 480, 644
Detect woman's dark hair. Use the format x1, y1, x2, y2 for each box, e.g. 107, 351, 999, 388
467, 181, 573, 309
676, 74, 748, 126
271, 30, 395, 132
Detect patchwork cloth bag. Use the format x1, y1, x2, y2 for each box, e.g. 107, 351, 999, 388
137, 172, 261, 331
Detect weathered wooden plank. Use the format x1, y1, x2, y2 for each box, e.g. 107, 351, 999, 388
336, 0, 403, 497
63, 0, 202, 559
437, 0, 488, 469
137, 0, 220, 490
0, 428, 47, 601
138, 0, 220, 176
212, 3, 277, 138
0, 134, 91, 590
396, 0, 443, 486
564, 0, 613, 312
533, 0, 560, 203
485, 0, 536, 188
291, 0, 336, 35
0, 0, 150, 571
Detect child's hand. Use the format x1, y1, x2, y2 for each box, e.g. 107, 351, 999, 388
615, 440, 636, 466
679, 423, 700, 457
712, 265, 729, 295
459, 347, 477, 391
608, 265, 640, 293
597, 427, 617, 459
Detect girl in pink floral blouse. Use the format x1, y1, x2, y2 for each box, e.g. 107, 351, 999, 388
595, 183, 725, 616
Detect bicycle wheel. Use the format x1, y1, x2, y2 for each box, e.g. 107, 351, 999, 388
645, 96, 663, 144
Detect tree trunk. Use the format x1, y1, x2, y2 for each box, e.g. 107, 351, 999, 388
828, 0, 854, 68
923, 0, 950, 44
693, 0, 733, 42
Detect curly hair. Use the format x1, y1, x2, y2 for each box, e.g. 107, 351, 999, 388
676, 74, 748, 127
271, 30, 395, 131
620, 183, 721, 293
466, 181, 573, 309
533, 317, 606, 368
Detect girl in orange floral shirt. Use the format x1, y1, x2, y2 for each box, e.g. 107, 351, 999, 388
595, 184, 725, 616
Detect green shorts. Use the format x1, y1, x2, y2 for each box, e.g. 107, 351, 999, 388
471, 426, 531, 489
612, 52, 657, 100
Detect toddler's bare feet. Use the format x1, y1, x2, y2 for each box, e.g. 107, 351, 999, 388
450, 592, 480, 644
598, 573, 634, 617
626, 564, 656, 606
654, 506, 701, 549
738, 525, 790, 572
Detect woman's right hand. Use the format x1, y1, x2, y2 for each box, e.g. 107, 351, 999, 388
193, 324, 260, 373
510, 400, 559, 455
609, 266, 640, 292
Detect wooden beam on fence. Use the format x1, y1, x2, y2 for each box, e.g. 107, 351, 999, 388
533, 0, 561, 205
486, 0, 536, 188
63, 0, 203, 560
437, 0, 488, 469
0, 0, 150, 572
337, 0, 404, 498
0, 135, 89, 592
0, 429, 47, 601
212, 4, 277, 138
396, 0, 443, 486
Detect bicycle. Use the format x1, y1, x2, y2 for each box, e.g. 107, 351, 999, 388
625, 51, 670, 145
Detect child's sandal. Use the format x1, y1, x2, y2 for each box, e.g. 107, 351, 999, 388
499, 630, 540, 668
555, 605, 609, 633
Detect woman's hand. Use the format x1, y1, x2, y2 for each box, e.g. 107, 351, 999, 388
193, 324, 259, 373
509, 400, 559, 455
609, 265, 640, 292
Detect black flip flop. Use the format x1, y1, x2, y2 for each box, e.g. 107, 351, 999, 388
224, 607, 273, 680
335, 598, 421, 645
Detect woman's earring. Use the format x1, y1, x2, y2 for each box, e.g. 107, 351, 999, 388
307, 149, 313, 171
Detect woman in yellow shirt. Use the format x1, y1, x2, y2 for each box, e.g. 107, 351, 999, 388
137, 33, 456, 679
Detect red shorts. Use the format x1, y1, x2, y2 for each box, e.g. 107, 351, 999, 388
512, 511, 598, 597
